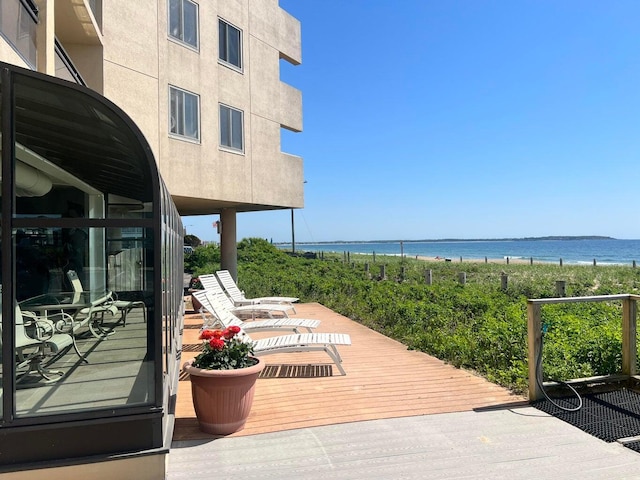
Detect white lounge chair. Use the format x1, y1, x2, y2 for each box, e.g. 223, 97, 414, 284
193, 290, 351, 375
192, 290, 319, 333
215, 269, 299, 311
248, 330, 351, 376
197, 274, 294, 319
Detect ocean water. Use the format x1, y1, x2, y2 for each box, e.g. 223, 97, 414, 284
278, 239, 640, 265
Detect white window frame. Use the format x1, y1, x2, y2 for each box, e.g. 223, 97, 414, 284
219, 103, 244, 153
168, 0, 199, 50
218, 18, 242, 71
169, 86, 200, 142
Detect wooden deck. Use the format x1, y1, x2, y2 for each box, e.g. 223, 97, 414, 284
173, 302, 525, 440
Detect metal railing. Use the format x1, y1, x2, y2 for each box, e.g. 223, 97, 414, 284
88, 0, 102, 31
55, 40, 86, 86
527, 294, 640, 400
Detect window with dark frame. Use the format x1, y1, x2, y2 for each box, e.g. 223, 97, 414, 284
168, 0, 198, 49
170, 86, 200, 141
218, 18, 242, 69
219, 104, 243, 152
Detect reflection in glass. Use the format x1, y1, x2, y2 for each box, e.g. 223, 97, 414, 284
14, 227, 154, 417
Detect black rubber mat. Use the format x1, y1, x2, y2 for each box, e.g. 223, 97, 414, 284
532, 389, 640, 443
180, 363, 332, 381
259, 364, 333, 378
624, 440, 640, 453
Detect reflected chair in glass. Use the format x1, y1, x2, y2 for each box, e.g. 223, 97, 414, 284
11, 305, 86, 384
66, 270, 146, 327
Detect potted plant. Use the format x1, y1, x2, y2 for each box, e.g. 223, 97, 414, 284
182, 326, 265, 435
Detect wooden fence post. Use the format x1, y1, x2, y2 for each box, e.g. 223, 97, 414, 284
555, 280, 566, 297
501, 273, 508, 291
425, 269, 432, 285
379, 264, 386, 280
458, 272, 466, 285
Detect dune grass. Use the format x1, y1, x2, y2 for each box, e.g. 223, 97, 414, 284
190, 239, 640, 394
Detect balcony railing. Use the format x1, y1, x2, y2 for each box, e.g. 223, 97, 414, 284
88, 0, 102, 31
55, 40, 86, 86
0, 0, 37, 68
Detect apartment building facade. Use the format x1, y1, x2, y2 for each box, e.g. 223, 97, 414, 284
10, 0, 304, 275
0, 1, 302, 478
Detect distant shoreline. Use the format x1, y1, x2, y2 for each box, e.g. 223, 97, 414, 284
276, 236, 617, 246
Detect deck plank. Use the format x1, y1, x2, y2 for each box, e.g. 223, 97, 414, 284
174, 302, 523, 440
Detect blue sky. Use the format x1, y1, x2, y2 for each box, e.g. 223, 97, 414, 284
184, 1, 640, 243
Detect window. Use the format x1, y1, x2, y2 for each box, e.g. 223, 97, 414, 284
168, 0, 198, 49
170, 86, 200, 141
218, 19, 242, 70
219, 104, 244, 152
0, 0, 37, 67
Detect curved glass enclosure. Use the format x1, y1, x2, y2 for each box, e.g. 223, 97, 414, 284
0, 62, 184, 468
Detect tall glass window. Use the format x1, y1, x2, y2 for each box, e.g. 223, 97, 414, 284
168, 0, 199, 49
219, 104, 244, 152
218, 19, 242, 70
14, 226, 155, 416
170, 86, 200, 141
7, 72, 158, 417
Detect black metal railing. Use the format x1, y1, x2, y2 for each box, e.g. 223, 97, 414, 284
54, 40, 87, 86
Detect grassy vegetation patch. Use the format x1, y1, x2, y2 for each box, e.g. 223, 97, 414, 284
188, 238, 640, 395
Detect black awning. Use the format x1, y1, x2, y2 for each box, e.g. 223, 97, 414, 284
12, 72, 154, 202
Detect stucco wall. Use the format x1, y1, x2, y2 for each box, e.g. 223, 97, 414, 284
3, 0, 304, 214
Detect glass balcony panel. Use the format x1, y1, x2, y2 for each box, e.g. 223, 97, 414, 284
0, 0, 37, 68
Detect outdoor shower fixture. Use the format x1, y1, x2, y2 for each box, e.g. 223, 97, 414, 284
534, 321, 583, 412
528, 294, 640, 408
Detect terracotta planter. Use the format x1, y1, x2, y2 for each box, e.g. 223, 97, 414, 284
183, 357, 264, 435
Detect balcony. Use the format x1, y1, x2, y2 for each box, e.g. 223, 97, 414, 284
55, 0, 102, 46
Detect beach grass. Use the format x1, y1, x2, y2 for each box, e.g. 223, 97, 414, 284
192, 239, 640, 395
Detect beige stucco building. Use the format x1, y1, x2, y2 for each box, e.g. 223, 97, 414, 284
5, 0, 304, 276
0, 1, 302, 478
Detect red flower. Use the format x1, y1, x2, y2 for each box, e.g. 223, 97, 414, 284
200, 329, 224, 340
199, 329, 215, 340
209, 338, 225, 350
222, 325, 242, 339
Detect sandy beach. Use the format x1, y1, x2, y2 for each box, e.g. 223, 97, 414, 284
415, 255, 537, 265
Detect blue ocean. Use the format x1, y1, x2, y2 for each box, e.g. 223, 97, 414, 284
278, 239, 640, 266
